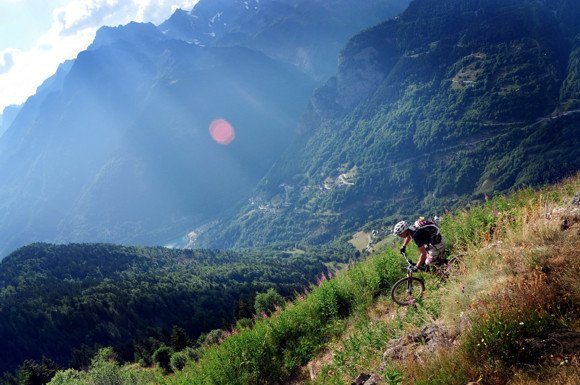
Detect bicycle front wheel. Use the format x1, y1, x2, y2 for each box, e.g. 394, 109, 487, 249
390, 277, 425, 306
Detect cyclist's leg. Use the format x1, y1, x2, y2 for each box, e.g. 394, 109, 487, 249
426, 238, 445, 266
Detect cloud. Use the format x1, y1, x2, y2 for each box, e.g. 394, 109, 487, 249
54, 0, 199, 35
0, 0, 199, 110
54, 0, 126, 36
0, 52, 14, 74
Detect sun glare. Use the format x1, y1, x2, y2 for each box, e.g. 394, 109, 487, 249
209, 118, 236, 145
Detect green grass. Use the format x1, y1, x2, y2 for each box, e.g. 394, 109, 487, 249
166, 249, 406, 385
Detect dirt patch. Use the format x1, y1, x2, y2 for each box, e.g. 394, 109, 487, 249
351, 372, 381, 385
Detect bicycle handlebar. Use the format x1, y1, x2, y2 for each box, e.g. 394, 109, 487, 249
401, 252, 424, 272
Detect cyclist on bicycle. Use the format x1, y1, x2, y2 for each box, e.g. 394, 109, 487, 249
393, 219, 445, 271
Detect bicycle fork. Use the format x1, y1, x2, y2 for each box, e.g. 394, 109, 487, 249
406, 272, 414, 295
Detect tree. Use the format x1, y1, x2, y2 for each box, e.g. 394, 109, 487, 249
17, 358, 59, 385
151, 346, 173, 374
234, 296, 254, 320
170, 326, 191, 352
254, 288, 285, 316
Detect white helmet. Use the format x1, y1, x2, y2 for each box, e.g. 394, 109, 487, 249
393, 221, 409, 235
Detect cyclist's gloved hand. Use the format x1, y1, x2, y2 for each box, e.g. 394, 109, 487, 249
400, 245, 406, 254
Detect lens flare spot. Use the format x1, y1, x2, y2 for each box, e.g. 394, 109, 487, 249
209, 118, 236, 145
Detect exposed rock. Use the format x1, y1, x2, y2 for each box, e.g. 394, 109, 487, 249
572, 192, 580, 206
383, 323, 456, 363
560, 192, 580, 230
336, 46, 386, 109
351, 372, 380, 385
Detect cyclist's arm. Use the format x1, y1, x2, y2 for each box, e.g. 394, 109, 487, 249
402, 235, 412, 249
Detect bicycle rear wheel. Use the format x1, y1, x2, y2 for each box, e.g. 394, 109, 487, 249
390, 277, 425, 306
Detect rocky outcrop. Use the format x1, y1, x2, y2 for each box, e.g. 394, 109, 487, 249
351, 372, 380, 385
560, 192, 580, 231
383, 323, 457, 363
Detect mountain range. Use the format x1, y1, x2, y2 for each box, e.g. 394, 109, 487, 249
197, 0, 580, 248
0, 0, 410, 258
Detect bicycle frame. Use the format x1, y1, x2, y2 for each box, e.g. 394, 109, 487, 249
401, 252, 417, 276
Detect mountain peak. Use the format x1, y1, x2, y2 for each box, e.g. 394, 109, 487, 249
90, 21, 166, 50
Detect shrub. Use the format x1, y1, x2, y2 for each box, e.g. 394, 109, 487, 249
152, 346, 174, 374
254, 288, 285, 316
199, 329, 225, 346
182, 347, 200, 361
170, 352, 188, 372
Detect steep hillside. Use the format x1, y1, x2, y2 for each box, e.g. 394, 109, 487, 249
202, 0, 580, 249
0, 27, 313, 258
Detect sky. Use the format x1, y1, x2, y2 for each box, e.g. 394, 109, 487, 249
0, 0, 200, 112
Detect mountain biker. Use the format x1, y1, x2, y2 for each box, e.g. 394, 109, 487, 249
393, 219, 445, 271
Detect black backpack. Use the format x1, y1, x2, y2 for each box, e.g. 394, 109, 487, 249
413, 218, 442, 245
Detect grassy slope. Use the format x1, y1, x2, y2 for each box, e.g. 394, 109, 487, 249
305, 174, 580, 385
47, 173, 579, 385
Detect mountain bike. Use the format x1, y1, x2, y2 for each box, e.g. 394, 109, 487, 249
390, 252, 425, 306
390, 252, 463, 305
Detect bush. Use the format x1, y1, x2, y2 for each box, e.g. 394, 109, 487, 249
254, 288, 285, 316
199, 329, 225, 346
152, 346, 174, 374
182, 347, 200, 361
170, 352, 188, 372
